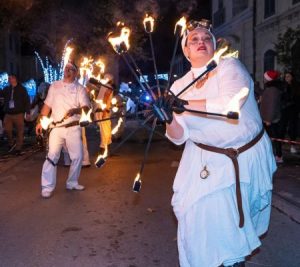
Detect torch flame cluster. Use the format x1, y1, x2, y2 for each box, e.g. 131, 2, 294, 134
108, 26, 131, 54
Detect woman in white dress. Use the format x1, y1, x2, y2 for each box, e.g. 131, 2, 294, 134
166, 19, 277, 267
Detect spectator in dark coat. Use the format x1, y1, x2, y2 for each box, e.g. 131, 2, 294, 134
260, 70, 283, 163
283, 71, 300, 154
0, 74, 30, 154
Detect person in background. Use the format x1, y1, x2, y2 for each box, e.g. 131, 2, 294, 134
165, 19, 276, 267
93, 73, 115, 155
0, 74, 30, 155
260, 70, 283, 163
283, 71, 300, 154
36, 61, 90, 198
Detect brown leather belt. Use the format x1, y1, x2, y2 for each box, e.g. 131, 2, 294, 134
195, 128, 264, 228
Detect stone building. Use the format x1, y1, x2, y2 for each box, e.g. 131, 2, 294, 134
212, 0, 300, 85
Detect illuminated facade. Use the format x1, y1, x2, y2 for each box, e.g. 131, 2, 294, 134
212, 0, 300, 84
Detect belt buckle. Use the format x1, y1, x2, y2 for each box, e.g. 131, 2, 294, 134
226, 148, 239, 159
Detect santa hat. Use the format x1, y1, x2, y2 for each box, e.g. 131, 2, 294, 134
264, 70, 280, 81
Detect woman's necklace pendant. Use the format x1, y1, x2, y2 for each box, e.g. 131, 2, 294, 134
200, 166, 210, 179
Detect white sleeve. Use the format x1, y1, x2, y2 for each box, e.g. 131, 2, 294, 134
165, 81, 190, 145
206, 58, 251, 114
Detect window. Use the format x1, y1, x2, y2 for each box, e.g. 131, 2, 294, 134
232, 0, 248, 16
264, 0, 275, 18
214, 0, 225, 27
264, 50, 276, 73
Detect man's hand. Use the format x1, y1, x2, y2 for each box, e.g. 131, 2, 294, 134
36, 123, 43, 135
64, 108, 80, 118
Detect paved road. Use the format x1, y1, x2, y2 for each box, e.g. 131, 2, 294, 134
0, 122, 299, 267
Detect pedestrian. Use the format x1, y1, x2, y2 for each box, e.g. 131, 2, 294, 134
92, 73, 115, 154
165, 19, 276, 267
36, 61, 90, 198
283, 71, 300, 154
260, 70, 283, 163
0, 74, 31, 155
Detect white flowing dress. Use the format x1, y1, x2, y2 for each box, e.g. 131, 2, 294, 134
166, 58, 276, 267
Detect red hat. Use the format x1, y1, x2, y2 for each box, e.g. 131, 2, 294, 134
264, 70, 280, 81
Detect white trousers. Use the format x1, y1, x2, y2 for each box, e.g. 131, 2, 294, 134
41, 126, 83, 192
63, 127, 90, 165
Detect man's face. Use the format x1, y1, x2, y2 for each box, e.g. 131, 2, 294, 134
64, 64, 77, 81
8, 75, 17, 86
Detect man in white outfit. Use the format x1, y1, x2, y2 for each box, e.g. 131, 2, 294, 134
36, 61, 90, 198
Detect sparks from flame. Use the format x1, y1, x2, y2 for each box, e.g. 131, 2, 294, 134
108, 27, 131, 54
40, 116, 54, 130
143, 14, 155, 33
111, 118, 123, 135
63, 46, 74, 71
174, 16, 186, 36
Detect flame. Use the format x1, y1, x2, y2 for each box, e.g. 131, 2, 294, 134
112, 107, 119, 113
95, 146, 108, 162
108, 27, 131, 54
63, 46, 74, 70
222, 50, 239, 59
111, 97, 117, 105
95, 99, 107, 110
99, 77, 109, 84
90, 89, 95, 99
40, 116, 53, 130
224, 87, 249, 115
134, 173, 141, 182
111, 118, 123, 135
143, 14, 155, 33
174, 16, 186, 36
207, 46, 229, 66
79, 56, 93, 84
79, 109, 92, 123
94, 59, 105, 74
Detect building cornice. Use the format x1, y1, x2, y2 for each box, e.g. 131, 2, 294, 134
214, 8, 253, 35
256, 6, 300, 32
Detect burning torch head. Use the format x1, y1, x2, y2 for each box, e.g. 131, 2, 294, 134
181, 19, 216, 61
132, 179, 142, 192
95, 157, 106, 168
